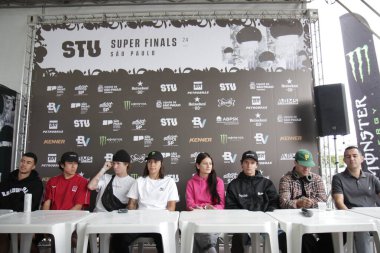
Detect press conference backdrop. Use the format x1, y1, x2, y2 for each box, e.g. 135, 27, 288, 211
27, 17, 318, 210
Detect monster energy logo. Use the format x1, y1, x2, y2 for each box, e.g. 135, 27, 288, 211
123, 101, 131, 110
346, 44, 370, 83
220, 134, 228, 144
99, 136, 107, 146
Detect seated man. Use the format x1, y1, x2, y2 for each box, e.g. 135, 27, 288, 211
279, 148, 333, 253
332, 146, 380, 253
0, 152, 43, 253
225, 150, 284, 253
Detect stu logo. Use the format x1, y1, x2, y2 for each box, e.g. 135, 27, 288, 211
346, 44, 370, 83
62, 40, 101, 58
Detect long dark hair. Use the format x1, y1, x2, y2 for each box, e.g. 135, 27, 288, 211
195, 152, 221, 204
143, 160, 165, 179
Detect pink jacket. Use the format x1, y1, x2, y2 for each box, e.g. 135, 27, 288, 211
186, 174, 225, 210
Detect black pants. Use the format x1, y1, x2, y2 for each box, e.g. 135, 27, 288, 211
110, 233, 163, 253
230, 232, 332, 253
277, 233, 334, 253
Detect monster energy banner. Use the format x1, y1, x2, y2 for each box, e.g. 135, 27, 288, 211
28, 17, 318, 210
340, 13, 380, 176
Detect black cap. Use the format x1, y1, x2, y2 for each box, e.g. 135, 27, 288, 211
145, 151, 163, 161
60, 152, 79, 164
113, 149, 131, 163
241, 150, 258, 162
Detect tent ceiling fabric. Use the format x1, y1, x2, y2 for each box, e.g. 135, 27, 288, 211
0, 0, 311, 8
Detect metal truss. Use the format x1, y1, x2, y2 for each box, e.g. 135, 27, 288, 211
1, 0, 313, 8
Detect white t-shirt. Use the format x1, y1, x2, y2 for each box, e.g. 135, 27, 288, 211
94, 174, 135, 212
127, 176, 179, 210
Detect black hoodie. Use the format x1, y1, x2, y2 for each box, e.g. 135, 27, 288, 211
0, 169, 43, 211
225, 170, 279, 212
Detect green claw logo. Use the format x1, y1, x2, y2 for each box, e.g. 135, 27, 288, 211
346, 44, 370, 83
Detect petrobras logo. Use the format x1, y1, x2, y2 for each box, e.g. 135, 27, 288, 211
166, 174, 180, 183
217, 98, 236, 108
277, 114, 302, 124
188, 137, 212, 143
79, 156, 93, 163
97, 84, 121, 94
104, 153, 113, 162
222, 152, 237, 163
160, 83, 178, 92
47, 153, 57, 163
43, 139, 65, 144
279, 135, 302, 141
99, 102, 113, 113
76, 135, 90, 147
163, 135, 178, 146
277, 98, 299, 105
246, 96, 267, 110
249, 81, 274, 91
47, 85, 65, 96
130, 154, 146, 163
187, 81, 209, 95
249, 112, 268, 127
216, 116, 239, 126
47, 102, 60, 113
256, 151, 272, 165
160, 118, 178, 127
156, 100, 181, 110
132, 119, 146, 130
281, 79, 299, 92
43, 120, 64, 134
220, 134, 244, 144
40, 154, 59, 168
71, 102, 90, 114
188, 97, 206, 110
280, 153, 296, 161
49, 120, 58, 129
74, 119, 90, 128
123, 100, 148, 110
133, 135, 154, 147
169, 152, 181, 164
74, 85, 88, 96
102, 119, 122, 132
254, 133, 269, 145
192, 117, 206, 128
223, 172, 238, 184
131, 81, 149, 94
219, 82, 237, 91
99, 136, 123, 146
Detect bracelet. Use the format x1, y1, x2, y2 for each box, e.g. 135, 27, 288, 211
100, 168, 107, 174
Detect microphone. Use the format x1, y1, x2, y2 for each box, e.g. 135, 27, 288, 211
301, 208, 313, 217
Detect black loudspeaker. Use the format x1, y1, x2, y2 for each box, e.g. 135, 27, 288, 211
314, 84, 349, 136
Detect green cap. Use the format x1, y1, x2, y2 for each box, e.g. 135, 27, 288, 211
294, 149, 315, 167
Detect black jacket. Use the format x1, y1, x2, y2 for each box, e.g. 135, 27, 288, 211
225, 170, 279, 211
0, 169, 43, 211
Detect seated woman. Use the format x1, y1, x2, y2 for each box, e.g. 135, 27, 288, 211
186, 152, 225, 253
112, 151, 179, 253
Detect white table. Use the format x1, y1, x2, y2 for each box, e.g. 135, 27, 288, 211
267, 209, 380, 253
179, 210, 279, 253
0, 210, 93, 253
76, 210, 179, 253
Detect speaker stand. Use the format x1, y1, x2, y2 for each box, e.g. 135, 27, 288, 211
333, 135, 339, 175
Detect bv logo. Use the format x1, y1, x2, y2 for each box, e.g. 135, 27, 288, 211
192, 117, 206, 128
62, 40, 101, 58
222, 152, 237, 163
346, 44, 370, 83
254, 133, 269, 144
